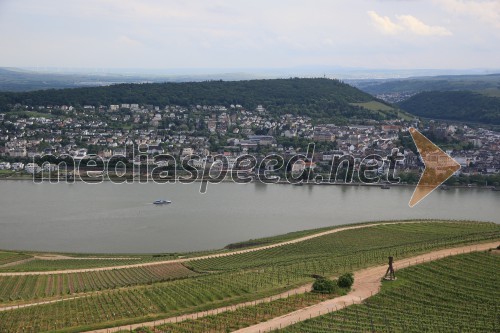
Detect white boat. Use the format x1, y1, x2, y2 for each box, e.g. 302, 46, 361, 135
153, 199, 171, 205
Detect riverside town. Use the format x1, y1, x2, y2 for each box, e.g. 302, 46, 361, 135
30, 144, 404, 191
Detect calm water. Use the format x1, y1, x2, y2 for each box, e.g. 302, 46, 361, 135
0, 181, 498, 253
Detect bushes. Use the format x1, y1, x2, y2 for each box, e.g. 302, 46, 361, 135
312, 273, 354, 294
337, 273, 354, 289
312, 277, 338, 294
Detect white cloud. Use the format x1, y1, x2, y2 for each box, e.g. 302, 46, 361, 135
0, 1, 498, 69
397, 15, 452, 36
116, 35, 142, 47
368, 11, 402, 34
435, 0, 500, 29
368, 11, 452, 37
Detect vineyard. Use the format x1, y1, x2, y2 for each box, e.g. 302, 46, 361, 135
0, 262, 198, 303
279, 251, 500, 332
0, 221, 498, 332
0, 251, 32, 266
0, 256, 177, 273
187, 222, 500, 271
0, 266, 310, 332
0, 221, 497, 306
154, 292, 338, 333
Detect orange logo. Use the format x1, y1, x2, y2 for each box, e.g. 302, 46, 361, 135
408, 128, 461, 207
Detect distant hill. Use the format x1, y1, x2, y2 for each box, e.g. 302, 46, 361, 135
351, 73, 500, 97
399, 91, 500, 125
0, 78, 403, 122
0, 68, 139, 91
0, 67, 264, 92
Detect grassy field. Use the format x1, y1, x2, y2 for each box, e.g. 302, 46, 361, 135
350, 101, 414, 121
280, 251, 499, 332
0, 220, 498, 332
478, 88, 500, 97
350, 101, 394, 111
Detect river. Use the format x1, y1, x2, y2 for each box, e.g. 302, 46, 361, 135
0, 181, 498, 253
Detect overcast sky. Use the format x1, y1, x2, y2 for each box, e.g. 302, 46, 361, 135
0, 0, 499, 70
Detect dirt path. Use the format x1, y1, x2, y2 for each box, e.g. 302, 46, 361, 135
0, 256, 139, 269
0, 257, 35, 268
85, 241, 498, 333
0, 295, 84, 312
0, 221, 456, 276
33, 255, 141, 261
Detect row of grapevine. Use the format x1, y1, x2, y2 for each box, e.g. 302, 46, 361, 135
0, 264, 311, 332
279, 252, 499, 332
188, 222, 500, 271
0, 255, 180, 272
0, 252, 32, 266
0, 262, 198, 303
0, 222, 498, 331
155, 292, 335, 333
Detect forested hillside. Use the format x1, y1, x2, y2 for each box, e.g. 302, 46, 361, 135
399, 90, 500, 125
355, 73, 500, 95
0, 78, 400, 122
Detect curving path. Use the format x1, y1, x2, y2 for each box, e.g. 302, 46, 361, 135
0, 224, 378, 276
85, 241, 498, 333
0, 220, 458, 276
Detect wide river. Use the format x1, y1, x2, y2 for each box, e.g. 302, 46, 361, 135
0, 181, 498, 253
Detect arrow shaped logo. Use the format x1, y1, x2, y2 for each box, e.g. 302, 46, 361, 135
408, 127, 461, 207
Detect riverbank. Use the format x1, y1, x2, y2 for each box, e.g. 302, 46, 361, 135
0, 175, 497, 191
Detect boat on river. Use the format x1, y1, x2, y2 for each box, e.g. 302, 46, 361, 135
153, 199, 172, 205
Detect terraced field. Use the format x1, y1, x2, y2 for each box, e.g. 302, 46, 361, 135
0, 221, 497, 332
0, 267, 306, 332
280, 251, 500, 332
154, 292, 339, 333
0, 262, 198, 303
0, 256, 178, 272
0, 251, 32, 266
187, 222, 500, 271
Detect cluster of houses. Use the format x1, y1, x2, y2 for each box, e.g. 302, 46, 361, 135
0, 102, 499, 177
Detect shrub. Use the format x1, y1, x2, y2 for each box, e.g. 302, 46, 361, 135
312, 277, 338, 294
337, 272, 354, 289
133, 328, 155, 333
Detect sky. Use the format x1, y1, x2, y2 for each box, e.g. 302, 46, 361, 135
0, 0, 499, 70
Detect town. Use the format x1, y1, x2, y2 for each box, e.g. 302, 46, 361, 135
0, 102, 499, 185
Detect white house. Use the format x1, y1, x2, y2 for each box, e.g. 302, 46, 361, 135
25, 163, 41, 174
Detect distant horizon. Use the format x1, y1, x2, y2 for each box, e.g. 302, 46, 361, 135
4, 66, 500, 80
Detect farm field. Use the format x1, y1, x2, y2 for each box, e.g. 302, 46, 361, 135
0, 262, 198, 304
153, 292, 340, 333
350, 101, 394, 111
187, 221, 500, 271
0, 221, 498, 306
126, 251, 499, 333
0, 220, 386, 273
279, 251, 500, 332
0, 258, 163, 272
0, 220, 497, 332
0, 252, 32, 266
0, 255, 180, 272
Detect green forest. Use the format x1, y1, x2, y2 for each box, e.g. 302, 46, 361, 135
399, 90, 500, 125
0, 78, 398, 122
